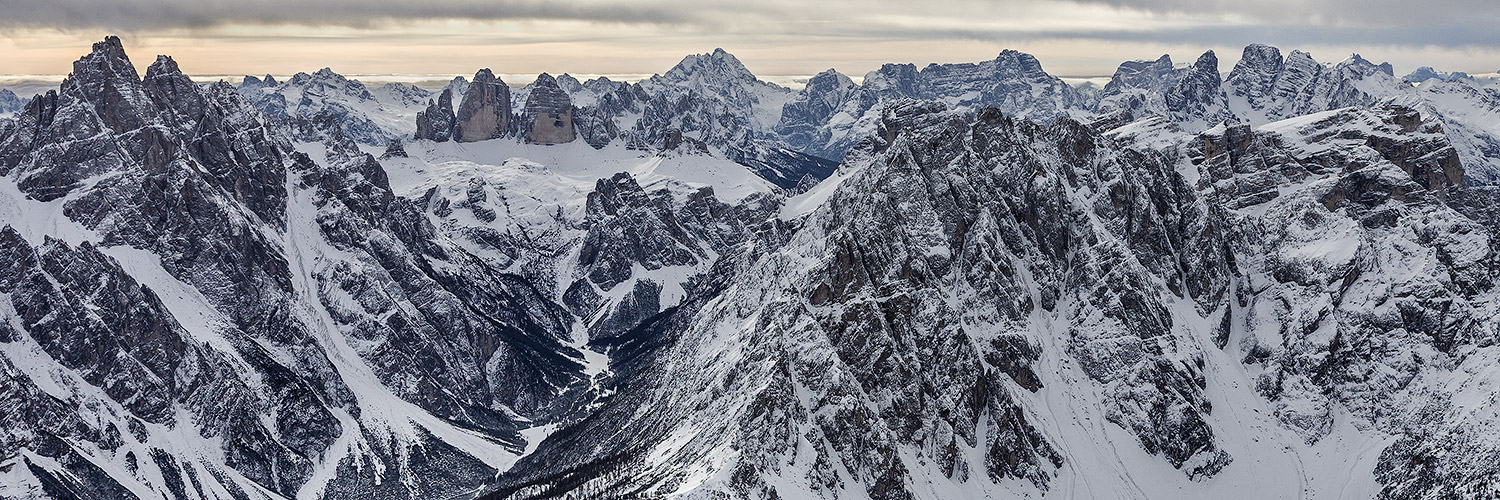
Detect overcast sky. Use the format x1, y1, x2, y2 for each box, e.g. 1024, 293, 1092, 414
0, 0, 1496, 82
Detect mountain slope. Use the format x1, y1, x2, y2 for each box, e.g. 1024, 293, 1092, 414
0, 37, 601, 500
479, 98, 1500, 500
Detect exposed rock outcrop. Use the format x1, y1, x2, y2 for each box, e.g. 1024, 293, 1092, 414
415, 87, 456, 141
520, 73, 575, 145
381, 137, 408, 158
454, 69, 512, 142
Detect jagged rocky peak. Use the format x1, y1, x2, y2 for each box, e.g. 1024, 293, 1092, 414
775, 68, 857, 150
795, 68, 856, 107
82, 34, 129, 64
294, 66, 334, 84
1240, 42, 1283, 64
0, 88, 22, 112
781, 50, 1094, 162
1162, 49, 1232, 127
581, 75, 623, 95
374, 81, 431, 107
863, 62, 921, 97
1339, 53, 1395, 77
445, 75, 469, 103
918, 48, 1086, 118
976, 48, 1052, 78
0, 37, 337, 495
240, 73, 279, 88
1222, 43, 1393, 123
1169, 49, 1223, 92
237, 63, 429, 146
1104, 54, 1178, 92
971, 48, 1055, 83
555, 73, 585, 94
287, 66, 374, 101
66, 35, 156, 134
663, 47, 758, 85
1228, 43, 1287, 102
143, 55, 192, 95
2, 36, 604, 499
1189, 49, 1219, 73
562, 73, 627, 110
1405, 66, 1471, 83
142, 55, 208, 129
1095, 50, 1229, 131
1280, 49, 1324, 88
0, 89, 22, 125
454, 68, 512, 142
804, 68, 856, 96
647, 46, 789, 120
521, 73, 575, 145
234, 73, 278, 106
415, 86, 457, 141
5, 88, 58, 140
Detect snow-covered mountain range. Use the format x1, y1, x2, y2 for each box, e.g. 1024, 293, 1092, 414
0, 89, 23, 118
3, 36, 1500, 500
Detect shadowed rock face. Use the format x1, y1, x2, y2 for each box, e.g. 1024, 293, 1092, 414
415, 87, 456, 141
1095, 50, 1231, 131
521, 73, 575, 145
1224, 44, 1378, 124
1102, 54, 1178, 95
455, 68, 512, 142
775, 68, 858, 158
1164, 50, 1231, 125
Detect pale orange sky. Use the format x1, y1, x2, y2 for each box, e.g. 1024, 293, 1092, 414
1, 2, 1497, 82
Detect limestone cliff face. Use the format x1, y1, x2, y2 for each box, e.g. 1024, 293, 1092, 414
521, 73, 575, 145
455, 69, 512, 142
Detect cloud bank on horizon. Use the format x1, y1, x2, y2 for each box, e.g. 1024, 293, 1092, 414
0, 0, 1495, 77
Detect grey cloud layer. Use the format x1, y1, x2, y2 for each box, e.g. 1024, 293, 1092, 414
1073, 0, 1497, 26
2, 0, 1497, 49
1069, 0, 1500, 46
0, 0, 696, 29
